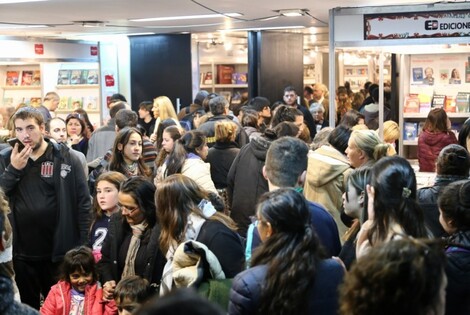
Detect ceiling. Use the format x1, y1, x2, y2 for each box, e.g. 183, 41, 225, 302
0, 0, 439, 44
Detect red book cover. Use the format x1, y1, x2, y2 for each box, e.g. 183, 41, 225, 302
5, 71, 19, 86
217, 65, 235, 84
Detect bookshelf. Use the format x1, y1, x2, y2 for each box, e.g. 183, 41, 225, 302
399, 53, 470, 160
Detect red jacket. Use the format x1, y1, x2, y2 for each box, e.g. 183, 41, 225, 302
418, 129, 457, 172
40, 281, 117, 315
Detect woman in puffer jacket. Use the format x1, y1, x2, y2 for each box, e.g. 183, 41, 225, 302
229, 189, 344, 315
418, 108, 457, 172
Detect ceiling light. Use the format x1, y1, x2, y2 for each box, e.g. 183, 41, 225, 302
0, 0, 47, 3
130, 13, 242, 23
275, 9, 308, 17
0, 23, 47, 29
219, 25, 305, 32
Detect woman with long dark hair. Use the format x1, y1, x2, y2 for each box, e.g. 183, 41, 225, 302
156, 130, 217, 194
98, 176, 166, 301
356, 156, 428, 257
229, 188, 344, 315
108, 128, 151, 178
156, 174, 244, 295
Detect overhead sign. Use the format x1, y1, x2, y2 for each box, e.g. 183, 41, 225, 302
364, 10, 470, 40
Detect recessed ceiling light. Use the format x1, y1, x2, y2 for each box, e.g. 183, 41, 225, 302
274, 9, 309, 17
130, 13, 242, 23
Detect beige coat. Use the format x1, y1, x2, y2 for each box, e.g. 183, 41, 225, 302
304, 145, 352, 238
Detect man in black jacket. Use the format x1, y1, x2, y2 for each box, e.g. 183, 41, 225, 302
283, 86, 316, 140
0, 107, 90, 309
197, 96, 249, 148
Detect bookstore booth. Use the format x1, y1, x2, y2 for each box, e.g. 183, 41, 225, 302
330, 2, 470, 167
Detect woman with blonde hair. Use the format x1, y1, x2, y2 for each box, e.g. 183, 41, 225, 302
381, 120, 399, 145
345, 129, 393, 168
150, 96, 180, 143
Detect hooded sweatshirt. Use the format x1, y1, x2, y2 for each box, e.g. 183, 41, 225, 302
304, 145, 352, 237
418, 129, 457, 172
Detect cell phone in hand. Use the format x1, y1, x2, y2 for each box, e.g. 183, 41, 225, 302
7, 138, 25, 151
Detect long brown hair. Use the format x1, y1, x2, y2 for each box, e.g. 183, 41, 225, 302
109, 128, 151, 177
155, 174, 236, 253
423, 108, 449, 133
90, 171, 127, 231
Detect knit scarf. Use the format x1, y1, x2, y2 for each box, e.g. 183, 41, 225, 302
122, 221, 148, 278
159, 200, 216, 295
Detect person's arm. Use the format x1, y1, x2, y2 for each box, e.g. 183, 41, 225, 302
228, 272, 258, 315
40, 284, 60, 315
71, 152, 91, 245
226, 151, 241, 210
0, 145, 31, 194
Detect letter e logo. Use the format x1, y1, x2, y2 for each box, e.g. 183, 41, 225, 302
425, 20, 438, 30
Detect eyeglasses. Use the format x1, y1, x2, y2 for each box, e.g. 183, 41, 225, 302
118, 204, 139, 214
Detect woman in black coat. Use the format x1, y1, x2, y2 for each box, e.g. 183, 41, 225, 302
98, 177, 166, 300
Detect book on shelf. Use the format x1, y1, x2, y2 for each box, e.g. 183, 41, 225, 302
58, 97, 69, 110
466, 61, 470, 83
29, 97, 41, 107
431, 94, 446, 109
217, 65, 235, 84
31, 70, 41, 86
5, 71, 19, 86
203, 72, 213, 85
21, 70, 33, 86
418, 121, 425, 136
418, 93, 432, 113
87, 70, 99, 84
455, 92, 470, 113
439, 69, 449, 83
444, 96, 456, 113
450, 122, 463, 137
80, 70, 89, 84
412, 67, 423, 82
84, 96, 98, 110
404, 94, 420, 113
70, 97, 83, 110
219, 91, 232, 103
231, 73, 247, 84
58, 70, 71, 85
70, 70, 83, 85
404, 122, 418, 141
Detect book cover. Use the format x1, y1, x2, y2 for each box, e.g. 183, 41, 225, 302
217, 65, 235, 84
412, 67, 423, 82
70, 97, 83, 110
439, 69, 449, 83
5, 71, 19, 86
418, 93, 432, 113
203, 72, 213, 85
58, 70, 71, 85
231, 73, 247, 84
450, 122, 463, 138
466, 61, 470, 83
21, 70, 33, 86
84, 96, 98, 110
444, 96, 456, 113
58, 97, 69, 110
418, 121, 426, 136
431, 94, 446, 109
87, 70, 99, 84
29, 97, 41, 107
455, 92, 470, 113
404, 95, 420, 113
31, 70, 41, 86
80, 70, 89, 84
70, 70, 82, 85
404, 122, 418, 141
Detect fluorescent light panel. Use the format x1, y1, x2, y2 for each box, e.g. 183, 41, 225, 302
0, 23, 47, 29
219, 25, 305, 32
130, 13, 241, 22
0, 0, 47, 3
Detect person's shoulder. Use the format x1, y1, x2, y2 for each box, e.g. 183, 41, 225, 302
307, 201, 335, 222
234, 265, 267, 285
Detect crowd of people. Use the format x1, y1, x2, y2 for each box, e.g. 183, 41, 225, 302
0, 83, 468, 315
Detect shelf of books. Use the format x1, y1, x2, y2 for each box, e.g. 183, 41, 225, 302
400, 53, 470, 159
344, 65, 370, 92
200, 63, 248, 95
1, 65, 42, 108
